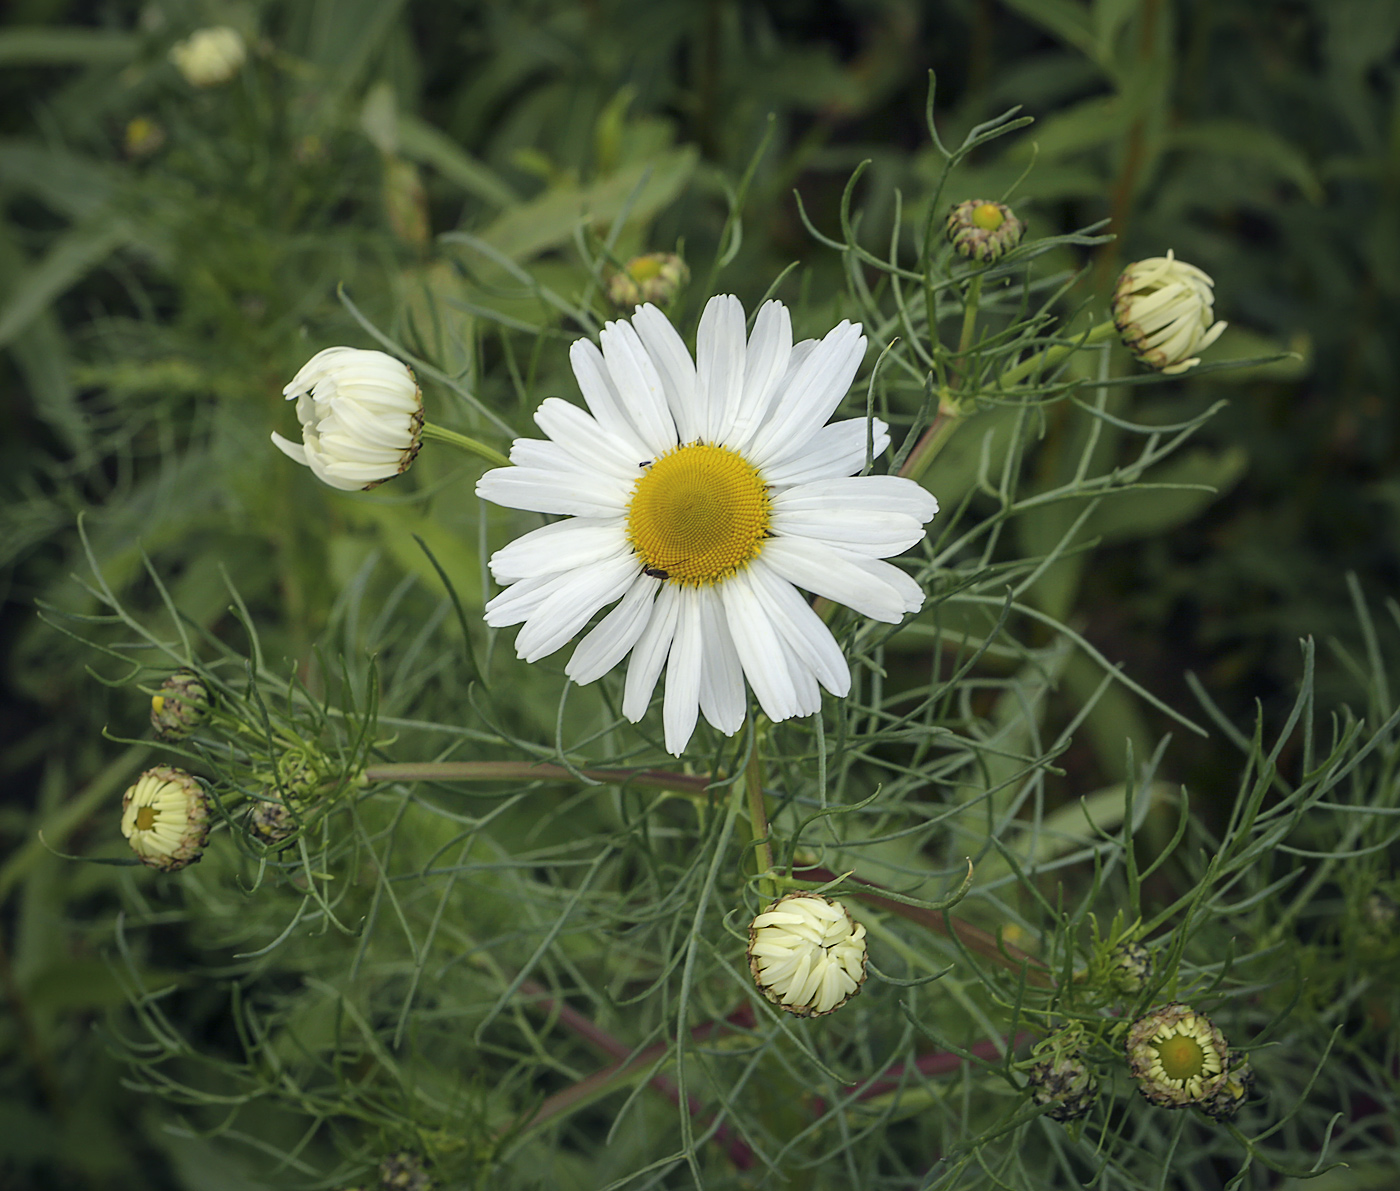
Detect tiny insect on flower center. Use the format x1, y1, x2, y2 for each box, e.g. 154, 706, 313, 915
626, 443, 770, 586
135, 806, 158, 831
972, 203, 1005, 231
1155, 1034, 1206, 1081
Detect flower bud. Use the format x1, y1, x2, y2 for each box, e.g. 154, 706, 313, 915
747, 892, 867, 1016
606, 253, 689, 309
149, 669, 211, 740
1027, 1042, 1098, 1122
1113, 252, 1227, 375
246, 796, 296, 846
1200, 1050, 1255, 1121
1125, 1002, 1230, 1108
169, 27, 246, 88
271, 348, 424, 491
121, 767, 210, 871
1108, 940, 1152, 994
124, 116, 166, 158
945, 200, 1025, 263
378, 1151, 432, 1191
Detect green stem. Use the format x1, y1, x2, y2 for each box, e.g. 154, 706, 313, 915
420, 421, 510, 468
744, 745, 776, 897
898, 407, 963, 484
998, 318, 1118, 389
957, 272, 984, 360
362, 760, 710, 796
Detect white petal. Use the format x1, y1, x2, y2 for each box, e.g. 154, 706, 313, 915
719, 570, 800, 722
476, 467, 631, 518
534, 397, 652, 480
513, 552, 639, 662
695, 294, 747, 444
747, 561, 850, 697
489, 519, 628, 584
598, 319, 678, 455
759, 417, 889, 485
566, 575, 661, 685
631, 303, 701, 442
270, 431, 308, 466
662, 588, 704, 754
696, 588, 746, 737
747, 322, 866, 467
770, 508, 929, 556
761, 536, 924, 622
483, 570, 579, 627
773, 474, 938, 522
724, 300, 792, 451
623, 584, 680, 722
569, 339, 651, 454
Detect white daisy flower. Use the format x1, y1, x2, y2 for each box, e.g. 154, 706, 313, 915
747, 892, 868, 1016
169, 26, 246, 88
475, 296, 939, 754
1112, 252, 1227, 375
271, 347, 424, 491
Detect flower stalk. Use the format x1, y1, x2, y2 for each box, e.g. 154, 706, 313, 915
420, 421, 510, 468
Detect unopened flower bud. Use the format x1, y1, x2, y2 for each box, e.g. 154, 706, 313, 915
149, 669, 210, 740
1028, 1042, 1098, 1122
1125, 1002, 1230, 1108
606, 253, 689, 309
1108, 940, 1152, 994
747, 892, 867, 1016
378, 1151, 432, 1191
1113, 252, 1226, 375
121, 767, 210, 871
945, 200, 1025, 263
246, 796, 297, 846
124, 116, 166, 158
1200, 1050, 1255, 1121
169, 26, 246, 88
271, 348, 423, 491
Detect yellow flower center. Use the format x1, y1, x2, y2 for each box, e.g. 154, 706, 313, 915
972, 203, 1005, 231
135, 806, 159, 831
1155, 1035, 1205, 1081
628, 255, 664, 282
151, 694, 166, 714
626, 443, 770, 586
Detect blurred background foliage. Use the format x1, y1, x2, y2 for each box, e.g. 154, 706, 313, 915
2, 0, 1399, 1187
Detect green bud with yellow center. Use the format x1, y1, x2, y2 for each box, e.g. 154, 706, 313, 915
1125, 1002, 1230, 1108
606, 252, 689, 310
946, 199, 1025, 263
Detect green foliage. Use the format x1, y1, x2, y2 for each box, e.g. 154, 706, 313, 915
3, 3, 1399, 1191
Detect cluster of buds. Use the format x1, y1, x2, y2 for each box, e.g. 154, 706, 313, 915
121, 767, 210, 871
1113, 252, 1227, 374
945, 200, 1025, 263
272, 348, 424, 491
150, 669, 211, 740
168, 27, 246, 88
746, 893, 867, 1016
1026, 1033, 1098, 1122
606, 252, 689, 310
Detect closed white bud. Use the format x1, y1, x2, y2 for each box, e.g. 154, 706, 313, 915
169, 27, 246, 88
121, 767, 210, 871
747, 892, 867, 1016
1113, 252, 1227, 375
272, 348, 424, 491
